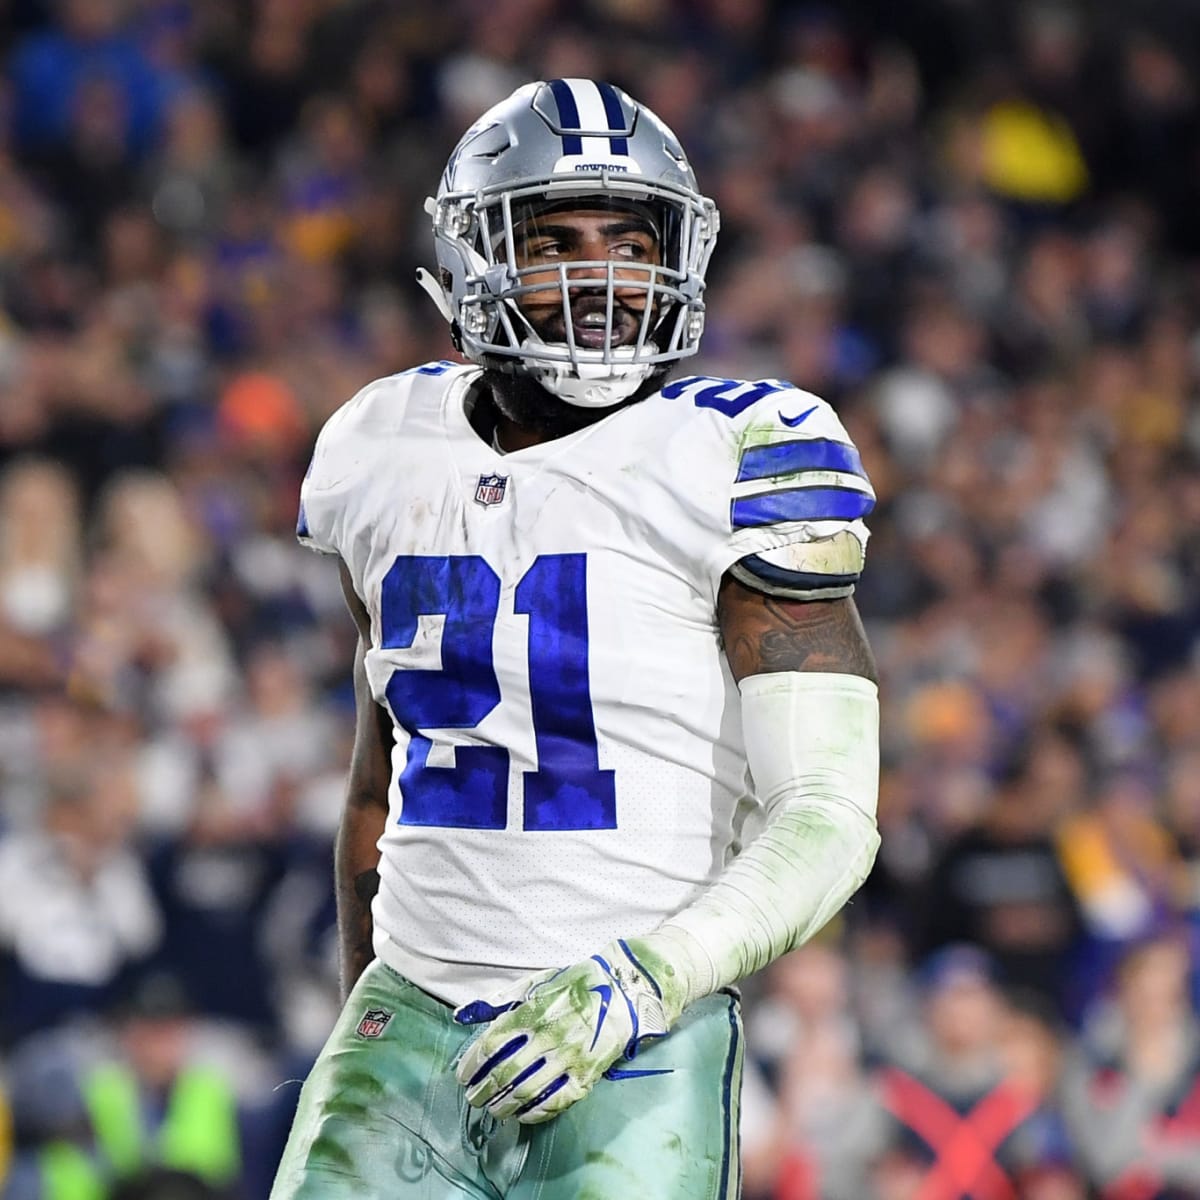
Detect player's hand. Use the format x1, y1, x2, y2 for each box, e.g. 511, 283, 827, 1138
453, 938, 673, 1124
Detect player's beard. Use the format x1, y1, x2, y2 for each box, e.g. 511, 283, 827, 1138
482, 295, 669, 436
481, 367, 616, 437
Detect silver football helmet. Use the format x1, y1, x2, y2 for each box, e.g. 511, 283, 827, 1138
417, 78, 719, 407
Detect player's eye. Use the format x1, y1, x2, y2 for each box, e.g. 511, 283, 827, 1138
610, 236, 659, 263
520, 239, 568, 262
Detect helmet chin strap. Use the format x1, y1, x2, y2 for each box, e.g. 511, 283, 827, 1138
518, 340, 659, 408
415, 267, 454, 324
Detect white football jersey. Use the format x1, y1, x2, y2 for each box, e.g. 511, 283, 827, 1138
299, 361, 873, 1005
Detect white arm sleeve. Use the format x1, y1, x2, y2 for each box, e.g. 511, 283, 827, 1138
642, 671, 880, 1014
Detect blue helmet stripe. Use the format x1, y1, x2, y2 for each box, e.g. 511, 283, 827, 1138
548, 78, 584, 155
596, 81, 630, 154
736, 438, 867, 484
732, 486, 874, 528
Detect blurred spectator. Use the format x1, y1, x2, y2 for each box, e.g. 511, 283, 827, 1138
276, 95, 368, 267
1057, 768, 1188, 1005
749, 942, 862, 1087
142, 641, 332, 1039
72, 469, 236, 722
1061, 934, 1200, 1197
874, 946, 1062, 1199
142, 88, 239, 245
741, 1056, 786, 1200
219, 2, 322, 156
207, 641, 340, 840
0, 459, 80, 692
37, 73, 139, 254
8, 0, 183, 160
4, 1026, 99, 1200
762, 944, 888, 1200
1106, 32, 1200, 255
144, 805, 289, 1042
917, 746, 1084, 1016
0, 746, 161, 1046
4, 973, 247, 1200
847, 915, 925, 1066
995, 992, 1086, 1199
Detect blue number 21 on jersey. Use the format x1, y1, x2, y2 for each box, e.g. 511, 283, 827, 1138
380, 553, 616, 832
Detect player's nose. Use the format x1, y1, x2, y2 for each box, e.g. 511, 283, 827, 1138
564, 262, 609, 300
565, 256, 608, 279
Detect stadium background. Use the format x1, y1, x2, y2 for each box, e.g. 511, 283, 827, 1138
2, 0, 1200, 1196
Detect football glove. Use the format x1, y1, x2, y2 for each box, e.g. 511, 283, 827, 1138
453, 937, 680, 1124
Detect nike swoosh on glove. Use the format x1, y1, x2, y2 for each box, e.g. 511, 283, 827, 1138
453, 939, 670, 1124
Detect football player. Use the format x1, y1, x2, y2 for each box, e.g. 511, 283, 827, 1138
273, 77, 880, 1199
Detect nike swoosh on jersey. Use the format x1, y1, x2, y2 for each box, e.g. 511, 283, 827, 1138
589, 983, 613, 1051
779, 404, 818, 427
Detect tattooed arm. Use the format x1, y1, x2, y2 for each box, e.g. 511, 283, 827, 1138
572, 572, 883, 1019
717, 574, 877, 683
335, 560, 393, 999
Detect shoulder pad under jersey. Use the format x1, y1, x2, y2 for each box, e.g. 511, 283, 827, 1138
660, 373, 875, 598
296, 360, 470, 554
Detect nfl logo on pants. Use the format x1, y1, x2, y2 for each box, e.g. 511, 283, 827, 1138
475, 473, 508, 507
356, 1008, 393, 1039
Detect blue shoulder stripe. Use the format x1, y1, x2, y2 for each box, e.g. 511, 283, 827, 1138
737, 554, 860, 591
737, 438, 866, 484
732, 486, 874, 528
296, 499, 310, 539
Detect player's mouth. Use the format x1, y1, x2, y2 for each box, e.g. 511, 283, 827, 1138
566, 297, 646, 349
572, 308, 629, 349
525, 296, 650, 351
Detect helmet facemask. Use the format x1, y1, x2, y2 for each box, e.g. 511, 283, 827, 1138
426, 188, 717, 409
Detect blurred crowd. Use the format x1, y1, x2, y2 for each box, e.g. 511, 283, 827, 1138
2, 0, 1200, 1196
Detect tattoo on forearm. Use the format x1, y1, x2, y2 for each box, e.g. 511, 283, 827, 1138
722, 592, 877, 682
354, 866, 380, 906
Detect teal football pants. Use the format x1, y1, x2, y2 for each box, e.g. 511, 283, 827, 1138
270, 959, 744, 1199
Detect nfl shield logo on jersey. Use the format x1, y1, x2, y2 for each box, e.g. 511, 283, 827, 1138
474, 473, 509, 507
356, 1008, 393, 1039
